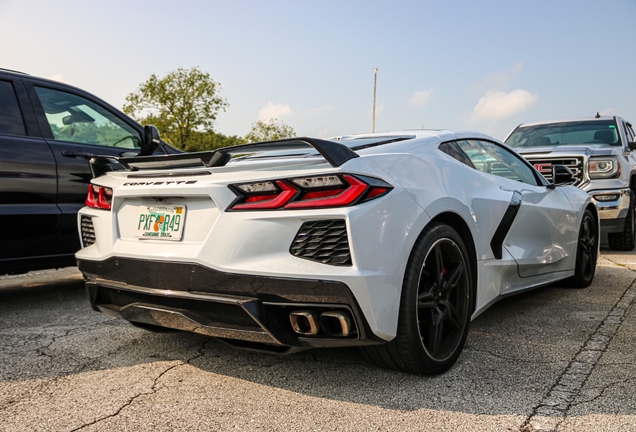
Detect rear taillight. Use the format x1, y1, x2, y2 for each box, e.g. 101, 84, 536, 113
85, 184, 113, 210
229, 174, 392, 211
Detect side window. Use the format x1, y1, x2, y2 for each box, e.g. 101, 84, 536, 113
0, 80, 26, 136
438, 141, 475, 168
456, 139, 539, 186
34, 86, 141, 149
625, 123, 635, 142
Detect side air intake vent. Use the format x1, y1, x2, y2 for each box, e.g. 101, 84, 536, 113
81, 216, 96, 247
290, 220, 351, 266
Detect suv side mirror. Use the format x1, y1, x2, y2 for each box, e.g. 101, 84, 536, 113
548, 164, 575, 188
140, 125, 161, 156
628, 141, 636, 151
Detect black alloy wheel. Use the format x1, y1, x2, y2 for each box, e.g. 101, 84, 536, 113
566, 209, 598, 288
363, 223, 474, 375
416, 238, 471, 362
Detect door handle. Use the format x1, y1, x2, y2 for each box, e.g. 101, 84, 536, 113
62, 150, 94, 159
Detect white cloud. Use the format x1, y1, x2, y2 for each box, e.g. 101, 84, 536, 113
258, 101, 291, 121
373, 102, 385, 115
599, 108, 616, 116
470, 89, 538, 124
407, 88, 433, 107
48, 74, 65, 82
476, 63, 523, 93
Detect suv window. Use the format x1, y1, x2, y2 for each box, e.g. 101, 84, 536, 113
625, 122, 636, 143
34, 86, 141, 148
506, 120, 622, 148
456, 139, 539, 185
0, 80, 26, 136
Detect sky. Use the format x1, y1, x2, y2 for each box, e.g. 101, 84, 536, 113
1, 0, 635, 141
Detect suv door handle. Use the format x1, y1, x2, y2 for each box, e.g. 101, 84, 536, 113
61, 150, 94, 159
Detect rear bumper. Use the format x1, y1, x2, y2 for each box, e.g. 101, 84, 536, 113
78, 257, 383, 350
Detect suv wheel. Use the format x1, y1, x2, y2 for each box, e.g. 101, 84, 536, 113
608, 190, 636, 251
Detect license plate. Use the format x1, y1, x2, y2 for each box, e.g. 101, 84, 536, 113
135, 204, 186, 241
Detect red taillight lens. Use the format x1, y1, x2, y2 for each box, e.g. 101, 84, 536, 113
284, 175, 367, 209
229, 174, 392, 211
231, 181, 296, 210
85, 184, 113, 210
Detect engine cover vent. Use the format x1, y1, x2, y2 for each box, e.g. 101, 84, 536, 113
81, 215, 96, 247
290, 220, 351, 266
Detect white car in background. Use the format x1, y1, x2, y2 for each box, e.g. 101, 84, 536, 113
76, 130, 598, 375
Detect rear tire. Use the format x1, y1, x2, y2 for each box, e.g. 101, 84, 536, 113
363, 223, 474, 375
608, 190, 636, 251
565, 209, 598, 288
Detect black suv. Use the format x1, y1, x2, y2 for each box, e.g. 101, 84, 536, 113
0, 69, 176, 275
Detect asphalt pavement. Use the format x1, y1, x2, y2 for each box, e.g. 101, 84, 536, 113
0, 251, 635, 432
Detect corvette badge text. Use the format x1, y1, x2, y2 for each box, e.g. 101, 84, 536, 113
123, 180, 198, 186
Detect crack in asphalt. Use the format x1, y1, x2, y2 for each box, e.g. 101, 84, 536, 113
568, 376, 636, 409
520, 275, 636, 432
70, 340, 208, 431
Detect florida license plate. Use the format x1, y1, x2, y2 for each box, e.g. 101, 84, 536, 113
135, 204, 186, 241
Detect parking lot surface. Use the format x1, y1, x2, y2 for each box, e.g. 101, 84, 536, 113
1, 252, 635, 432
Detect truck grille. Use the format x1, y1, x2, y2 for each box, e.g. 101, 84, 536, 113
290, 220, 351, 266
522, 156, 585, 186
81, 216, 96, 246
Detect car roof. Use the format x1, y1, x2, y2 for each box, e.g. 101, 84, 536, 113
516, 116, 625, 128
335, 129, 498, 143
0, 67, 29, 75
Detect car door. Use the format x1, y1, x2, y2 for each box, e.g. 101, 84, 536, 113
455, 139, 578, 281
23, 79, 145, 255
0, 74, 60, 266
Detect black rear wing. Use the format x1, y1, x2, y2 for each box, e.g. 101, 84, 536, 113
89, 137, 359, 179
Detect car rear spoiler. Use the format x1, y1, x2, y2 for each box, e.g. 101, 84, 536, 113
89, 137, 359, 179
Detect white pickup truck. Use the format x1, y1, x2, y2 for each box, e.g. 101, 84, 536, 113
505, 115, 636, 250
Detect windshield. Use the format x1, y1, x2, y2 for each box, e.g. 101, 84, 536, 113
506, 120, 622, 148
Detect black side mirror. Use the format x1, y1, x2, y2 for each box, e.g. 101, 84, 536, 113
548, 164, 575, 188
140, 125, 161, 156
628, 141, 636, 151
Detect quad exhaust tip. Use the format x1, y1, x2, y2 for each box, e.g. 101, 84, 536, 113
320, 311, 351, 337
289, 309, 352, 337
289, 310, 320, 335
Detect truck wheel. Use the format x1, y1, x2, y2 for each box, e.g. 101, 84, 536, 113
608, 190, 636, 251
565, 209, 598, 288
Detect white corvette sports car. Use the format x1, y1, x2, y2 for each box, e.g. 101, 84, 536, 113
76, 130, 599, 375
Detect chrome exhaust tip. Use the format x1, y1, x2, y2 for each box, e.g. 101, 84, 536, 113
289, 310, 320, 335
320, 311, 351, 337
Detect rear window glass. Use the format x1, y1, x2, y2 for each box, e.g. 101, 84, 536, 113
336, 135, 415, 150
506, 120, 621, 148
0, 80, 26, 136
229, 136, 415, 162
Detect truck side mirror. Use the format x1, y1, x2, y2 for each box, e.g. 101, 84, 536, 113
628, 141, 636, 151
548, 164, 575, 188
140, 125, 161, 156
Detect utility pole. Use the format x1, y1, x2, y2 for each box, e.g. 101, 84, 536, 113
372, 67, 378, 133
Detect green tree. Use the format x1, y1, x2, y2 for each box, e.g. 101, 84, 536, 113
123, 67, 229, 151
186, 131, 247, 152
244, 118, 296, 143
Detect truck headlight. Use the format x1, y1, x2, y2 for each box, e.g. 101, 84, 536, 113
588, 158, 619, 179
